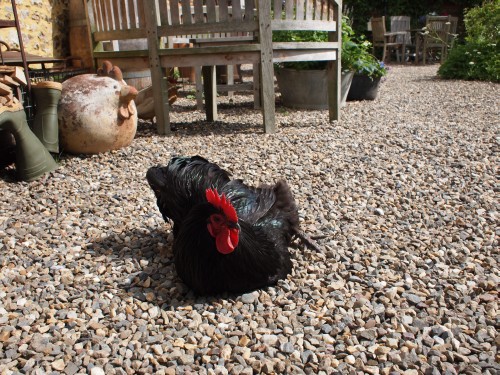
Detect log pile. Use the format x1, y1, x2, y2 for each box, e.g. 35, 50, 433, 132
0, 66, 27, 167
0, 65, 27, 110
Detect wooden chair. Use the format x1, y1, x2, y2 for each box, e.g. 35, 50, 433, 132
390, 16, 411, 62
419, 15, 451, 64
371, 16, 406, 63
86, 0, 341, 135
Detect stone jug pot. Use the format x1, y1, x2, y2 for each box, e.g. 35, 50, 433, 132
58, 72, 138, 154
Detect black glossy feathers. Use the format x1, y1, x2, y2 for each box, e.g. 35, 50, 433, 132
147, 156, 299, 295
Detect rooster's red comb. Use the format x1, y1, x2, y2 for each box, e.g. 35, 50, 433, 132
206, 188, 238, 222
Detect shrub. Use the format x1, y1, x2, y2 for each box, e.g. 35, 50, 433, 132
438, 42, 500, 82
438, 1, 499, 82
464, 0, 500, 43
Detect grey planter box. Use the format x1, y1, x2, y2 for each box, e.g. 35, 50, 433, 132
276, 68, 353, 109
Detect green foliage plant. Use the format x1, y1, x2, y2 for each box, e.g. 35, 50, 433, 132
463, 0, 499, 43
342, 18, 387, 79
438, 42, 499, 82
438, 1, 500, 82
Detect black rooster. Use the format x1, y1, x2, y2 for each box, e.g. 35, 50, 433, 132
146, 155, 300, 295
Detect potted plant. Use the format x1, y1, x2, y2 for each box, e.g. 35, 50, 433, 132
344, 31, 388, 101
274, 17, 362, 109
273, 17, 385, 108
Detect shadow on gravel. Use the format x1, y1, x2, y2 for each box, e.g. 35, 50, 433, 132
88, 227, 243, 309
135, 118, 263, 138
0, 167, 17, 183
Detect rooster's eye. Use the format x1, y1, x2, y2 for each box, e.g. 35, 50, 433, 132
211, 215, 224, 224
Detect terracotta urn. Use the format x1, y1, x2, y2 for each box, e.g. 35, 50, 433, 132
58, 69, 138, 154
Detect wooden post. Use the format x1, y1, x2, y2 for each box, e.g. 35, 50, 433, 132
194, 66, 204, 110
328, 0, 341, 123
69, 0, 94, 69
144, 0, 172, 135
258, 0, 276, 133
202, 66, 218, 122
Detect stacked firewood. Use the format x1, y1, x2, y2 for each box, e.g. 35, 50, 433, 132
0, 66, 27, 109
0, 66, 27, 167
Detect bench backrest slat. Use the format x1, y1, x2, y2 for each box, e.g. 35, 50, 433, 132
90, 0, 150, 33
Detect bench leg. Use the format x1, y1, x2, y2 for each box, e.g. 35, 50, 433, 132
260, 62, 275, 133
253, 63, 261, 109
328, 60, 340, 122
202, 66, 217, 122
227, 65, 234, 102
150, 67, 171, 135
195, 66, 204, 110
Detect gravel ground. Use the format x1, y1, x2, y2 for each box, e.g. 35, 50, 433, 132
0, 65, 498, 375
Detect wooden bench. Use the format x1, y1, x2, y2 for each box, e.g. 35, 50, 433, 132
85, 0, 341, 135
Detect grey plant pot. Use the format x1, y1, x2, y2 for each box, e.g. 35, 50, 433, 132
275, 68, 353, 110
347, 74, 381, 101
